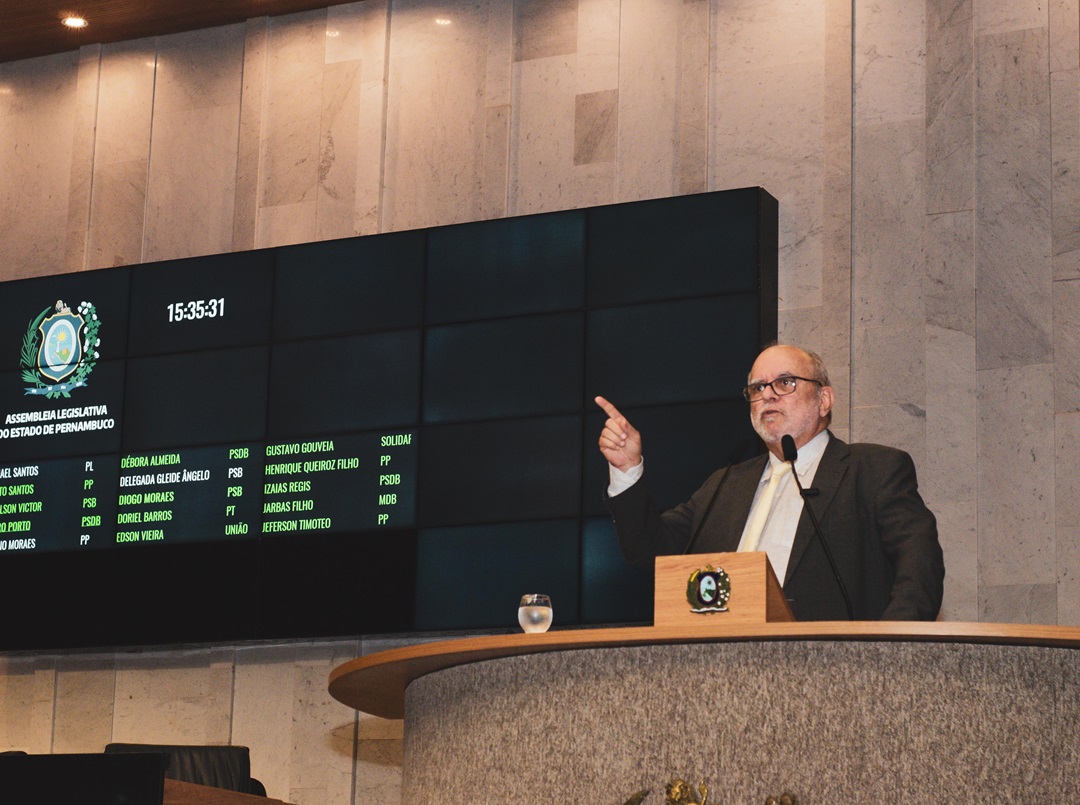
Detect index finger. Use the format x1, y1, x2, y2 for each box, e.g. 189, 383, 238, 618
594, 395, 623, 421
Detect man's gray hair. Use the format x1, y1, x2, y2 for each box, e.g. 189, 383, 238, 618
803, 348, 831, 387
749, 343, 832, 388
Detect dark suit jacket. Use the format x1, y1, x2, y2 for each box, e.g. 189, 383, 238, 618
607, 433, 944, 621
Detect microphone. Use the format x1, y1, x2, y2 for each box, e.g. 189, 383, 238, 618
780, 435, 854, 620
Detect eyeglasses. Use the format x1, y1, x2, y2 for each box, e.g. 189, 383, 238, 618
742, 375, 822, 402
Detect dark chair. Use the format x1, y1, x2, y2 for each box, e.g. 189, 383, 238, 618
103, 742, 267, 796
0, 752, 167, 805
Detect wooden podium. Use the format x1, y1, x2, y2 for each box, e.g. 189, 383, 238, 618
653, 551, 794, 626
327, 551, 1080, 801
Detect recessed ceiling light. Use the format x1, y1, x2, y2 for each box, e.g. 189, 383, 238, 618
435, 19, 451, 26
61, 15, 89, 29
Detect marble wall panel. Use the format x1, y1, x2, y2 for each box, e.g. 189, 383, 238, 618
1054, 278, 1080, 411
974, 28, 1052, 369
233, 19, 269, 251
382, 0, 496, 230
924, 324, 976, 502
576, 0, 620, 95
1056, 410, 1080, 626
850, 403, 927, 474
674, 0, 709, 196
514, 0, 577, 62
926, 0, 974, 215
1055, 414, 1080, 624
574, 89, 617, 165
1059, 523, 1080, 624
85, 39, 158, 270
711, 1, 826, 313
330, 1, 391, 235
974, 0, 1048, 36
285, 643, 358, 805
615, 0, 706, 202
144, 104, 244, 260
86, 160, 150, 269
1048, 0, 1080, 281
0, 51, 80, 279
233, 644, 304, 801
712, 0, 824, 68
571, 160, 617, 207
712, 64, 826, 311
1056, 411, 1080, 530
1051, 68, 1080, 279
853, 322, 926, 409
28, 662, 58, 753
977, 364, 1056, 590
935, 500, 979, 621
979, 583, 1058, 623
1049, 0, 1079, 72
851, 0, 924, 436
509, 54, 577, 214
851, 119, 925, 336
925, 321, 977, 622
481, 105, 511, 218
233, 642, 365, 805
925, 210, 975, 334
505, 0, 618, 213
483, 1, 513, 107
256, 11, 328, 248
819, 0, 853, 432
354, 738, 403, 803
479, 4, 513, 219
111, 649, 236, 745
776, 305, 823, 355
317, 3, 380, 240
65, 47, 103, 273
0, 657, 53, 753
852, 0, 924, 124
144, 27, 245, 262
52, 655, 116, 753
317, 57, 364, 241
576, 0, 622, 205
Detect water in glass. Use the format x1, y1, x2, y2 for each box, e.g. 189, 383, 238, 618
518, 594, 553, 633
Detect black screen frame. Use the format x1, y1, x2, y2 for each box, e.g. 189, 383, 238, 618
0, 188, 777, 650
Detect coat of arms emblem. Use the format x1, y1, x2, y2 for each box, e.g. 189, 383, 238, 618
20, 300, 101, 398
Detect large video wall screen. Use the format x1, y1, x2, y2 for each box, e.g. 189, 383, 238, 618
0, 188, 777, 649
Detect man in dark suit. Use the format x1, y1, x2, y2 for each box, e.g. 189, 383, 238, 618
596, 344, 944, 621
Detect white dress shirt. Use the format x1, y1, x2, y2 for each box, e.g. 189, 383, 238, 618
735, 429, 828, 581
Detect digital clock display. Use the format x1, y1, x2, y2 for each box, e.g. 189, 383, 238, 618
0, 188, 777, 650
167, 298, 225, 322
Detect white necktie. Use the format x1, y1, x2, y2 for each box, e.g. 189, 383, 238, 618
740, 462, 791, 553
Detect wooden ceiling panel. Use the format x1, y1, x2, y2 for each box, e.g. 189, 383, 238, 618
0, 0, 356, 63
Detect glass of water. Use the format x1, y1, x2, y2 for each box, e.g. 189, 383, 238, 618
518, 594, 553, 633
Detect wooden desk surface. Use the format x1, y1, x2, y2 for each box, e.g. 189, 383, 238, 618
328, 620, 1080, 719
165, 778, 294, 805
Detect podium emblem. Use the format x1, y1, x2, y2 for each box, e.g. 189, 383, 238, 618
685, 564, 731, 613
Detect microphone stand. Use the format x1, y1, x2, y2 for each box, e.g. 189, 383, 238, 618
781, 435, 854, 620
